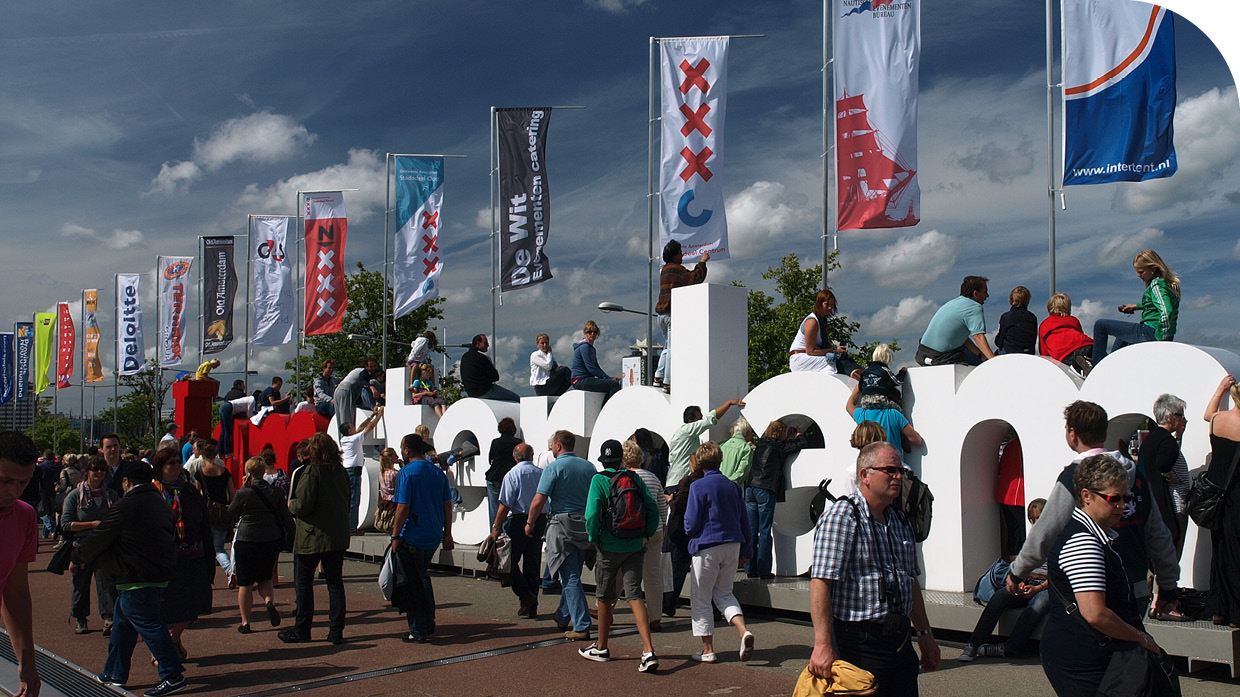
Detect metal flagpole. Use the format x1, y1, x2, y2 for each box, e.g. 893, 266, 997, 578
1047, 0, 1062, 296
246, 216, 254, 388
113, 275, 118, 435
80, 290, 85, 452
823, 5, 836, 289
383, 154, 392, 370
646, 37, 658, 386
489, 107, 498, 364
197, 236, 205, 366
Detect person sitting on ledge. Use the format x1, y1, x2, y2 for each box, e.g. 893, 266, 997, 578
530, 333, 571, 397
460, 334, 520, 403
1084, 248, 1180, 373
995, 286, 1037, 356
1038, 292, 1093, 375
788, 289, 862, 379
571, 321, 621, 403
915, 275, 995, 367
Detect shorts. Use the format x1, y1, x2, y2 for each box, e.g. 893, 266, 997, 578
594, 548, 645, 603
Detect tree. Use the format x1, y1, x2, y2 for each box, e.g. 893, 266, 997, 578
286, 262, 446, 400
94, 364, 169, 450
30, 399, 81, 455
739, 252, 896, 389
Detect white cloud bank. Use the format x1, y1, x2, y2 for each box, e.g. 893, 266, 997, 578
725, 180, 817, 258
148, 111, 316, 195
853, 230, 958, 289
60, 222, 144, 250
864, 296, 939, 336
1096, 227, 1164, 267
233, 148, 387, 223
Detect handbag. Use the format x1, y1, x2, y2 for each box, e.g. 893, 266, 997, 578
252, 486, 295, 553
972, 558, 1010, 605
1187, 429, 1240, 530
374, 499, 396, 535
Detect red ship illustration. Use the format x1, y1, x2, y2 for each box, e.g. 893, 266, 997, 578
836, 91, 918, 230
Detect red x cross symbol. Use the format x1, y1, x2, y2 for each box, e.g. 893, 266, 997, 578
421, 211, 439, 230
679, 58, 711, 95
422, 257, 440, 275
679, 146, 714, 182
422, 234, 439, 253
679, 103, 712, 138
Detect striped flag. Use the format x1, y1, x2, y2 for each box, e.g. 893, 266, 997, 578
57, 302, 74, 388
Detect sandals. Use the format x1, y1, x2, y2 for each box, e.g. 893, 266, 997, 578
1150, 609, 1190, 622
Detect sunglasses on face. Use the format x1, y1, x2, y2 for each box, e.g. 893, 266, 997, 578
869, 466, 908, 477
88, 468, 108, 473
1090, 490, 1134, 505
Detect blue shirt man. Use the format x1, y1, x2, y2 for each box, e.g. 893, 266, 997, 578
390, 433, 453, 642
915, 276, 996, 366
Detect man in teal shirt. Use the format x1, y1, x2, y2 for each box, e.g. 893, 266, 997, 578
578, 439, 660, 672
915, 275, 996, 367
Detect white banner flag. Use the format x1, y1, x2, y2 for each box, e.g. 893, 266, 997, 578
158, 256, 193, 366
834, 0, 921, 231
252, 216, 295, 346
393, 157, 444, 318
116, 273, 146, 376
659, 37, 730, 260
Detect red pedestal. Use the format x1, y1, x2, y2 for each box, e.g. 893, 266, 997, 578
172, 379, 219, 440
211, 411, 329, 483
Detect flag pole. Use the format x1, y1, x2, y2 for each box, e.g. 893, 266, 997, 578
1046, 0, 1058, 296
823, 3, 837, 289
80, 291, 85, 452
294, 196, 303, 398
489, 107, 498, 365
246, 216, 254, 389
383, 154, 392, 370
646, 37, 657, 386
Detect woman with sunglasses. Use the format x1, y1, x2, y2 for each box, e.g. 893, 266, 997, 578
1040, 455, 1165, 697
61, 456, 120, 635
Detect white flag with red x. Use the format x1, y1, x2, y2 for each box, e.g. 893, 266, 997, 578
393, 157, 444, 319
659, 37, 729, 261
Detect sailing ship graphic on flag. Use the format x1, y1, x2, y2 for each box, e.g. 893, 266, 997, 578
834, 0, 920, 231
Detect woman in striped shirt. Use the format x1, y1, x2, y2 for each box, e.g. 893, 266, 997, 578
1040, 455, 1164, 696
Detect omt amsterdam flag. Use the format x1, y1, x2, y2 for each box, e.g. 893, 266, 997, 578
57, 302, 74, 389
834, 0, 921, 230
84, 289, 104, 383
303, 192, 349, 336
1063, 0, 1176, 185
660, 38, 729, 260
34, 312, 55, 394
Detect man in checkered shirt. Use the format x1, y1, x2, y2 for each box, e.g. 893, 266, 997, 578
808, 442, 940, 696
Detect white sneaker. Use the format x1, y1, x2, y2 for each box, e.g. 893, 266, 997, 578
578, 642, 611, 662
638, 651, 659, 673
739, 631, 755, 661
691, 651, 718, 663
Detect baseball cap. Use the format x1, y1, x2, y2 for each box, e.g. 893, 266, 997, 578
597, 439, 623, 464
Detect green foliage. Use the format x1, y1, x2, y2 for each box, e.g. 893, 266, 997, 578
30, 400, 81, 455
739, 252, 897, 389
94, 364, 168, 450
285, 262, 445, 398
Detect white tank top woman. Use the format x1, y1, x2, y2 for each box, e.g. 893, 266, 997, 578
788, 312, 838, 373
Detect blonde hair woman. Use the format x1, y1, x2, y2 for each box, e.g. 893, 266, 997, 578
1088, 249, 1180, 369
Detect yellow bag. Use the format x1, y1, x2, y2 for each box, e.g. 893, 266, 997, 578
792, 661, 877, 696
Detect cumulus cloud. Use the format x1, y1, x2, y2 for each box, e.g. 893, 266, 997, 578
1073, 299, 1109, 334
585, 0, 650, 12
953, 138, 1036, 184
1185, 294, 1215, 310
445, 286, 477, 305
1233, 238, 1240, 259
60, 222, 144, 250
233, 148, 387, 223
504, 268, 612, 308
1096, 227, 1163, 267
1117, 87, 1240, 214
863, 296, 939, 336
725, 180, 816, 258
147, 111, 315, 195
853, 230, 958, 289
475, 207, 492, 230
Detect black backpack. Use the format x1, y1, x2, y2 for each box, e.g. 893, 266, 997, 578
605, 470, 648, 538
899, 470, 934, 543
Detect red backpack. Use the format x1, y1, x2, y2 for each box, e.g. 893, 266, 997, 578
605, 470, 648, 538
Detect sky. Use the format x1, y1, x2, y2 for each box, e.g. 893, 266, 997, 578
2, 0, 1239, 417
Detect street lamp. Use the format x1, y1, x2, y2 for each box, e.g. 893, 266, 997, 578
597, 302, 656, 386
597, 302, 650, 317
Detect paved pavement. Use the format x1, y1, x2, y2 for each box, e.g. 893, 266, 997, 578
4, 538, 1239, 697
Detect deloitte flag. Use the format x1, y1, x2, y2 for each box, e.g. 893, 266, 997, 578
203, 236, 238, 355
1063, 0, 1176, 185
117, 274, 146, 376
394, 157, 444, 318
497, 108, 553, 291
0, 334, 12, 406
15, 322, 32, 402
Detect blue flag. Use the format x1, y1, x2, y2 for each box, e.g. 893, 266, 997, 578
14, 322, 32, 403
0, 334, 12, 405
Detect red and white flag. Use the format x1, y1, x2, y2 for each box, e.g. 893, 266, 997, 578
834, 0, 921, 230
56, 302, 74, 388
158, 256, 194, 366
303, 192, 349, 336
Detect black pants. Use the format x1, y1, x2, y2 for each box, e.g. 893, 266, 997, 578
534, 366, 571, 397
999, 504, 1026, 559
505, 514, 545, 603
834, 620, 920, 697
293, 550, 345, 636
71, 563, 115, 620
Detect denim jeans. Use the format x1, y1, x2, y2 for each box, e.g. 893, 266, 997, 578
475, 384, 521, 403
553, 546, 590, 632
1092, 318, 1155, 364
346, 467, 362, 532
655, 314, 671, 383
212, 528, 234, 578
967, 586, 1050, 655
486, 481, 502, 531
218, 402, 235, 457
571, 377, 620, 402
293, 550, 345, 637
745, 487, 776, 576
399, 545, 438, 638
105, 587, 183, 683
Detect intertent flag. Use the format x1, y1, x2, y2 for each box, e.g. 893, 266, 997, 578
34, 312, 55, 394
252, 217, 295, 346
57, 302, 74, 389
14, 322, 32, 402
117, 274, 146, 376
303, 192, 349, 336
834, 0, 921, 231
0, 334, 12, 406
202, 236, 238, 354
659, 38, 730, 258
158, 256, 194, 366
497, 110, 554, 291
393, 156, 444, 317
1062, 0, 1176, 185
84, 290, 103, 383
